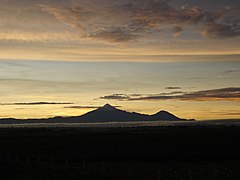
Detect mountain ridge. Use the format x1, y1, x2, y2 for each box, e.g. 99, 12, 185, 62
0, 104, 195, 124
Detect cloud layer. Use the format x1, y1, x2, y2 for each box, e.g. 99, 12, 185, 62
165, 87, 181, 90
100, 87, 240, 102
40, 0, 240, 43
0, 102, 73, 106
63, 105, 121, 109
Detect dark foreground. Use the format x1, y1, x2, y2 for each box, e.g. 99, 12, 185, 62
0, 125, 240, 179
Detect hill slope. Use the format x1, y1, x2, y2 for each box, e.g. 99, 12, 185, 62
0, 104, 192, 123
68, 104, 187, 122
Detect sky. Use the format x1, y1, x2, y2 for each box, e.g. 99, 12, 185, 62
0, 0, 239, 120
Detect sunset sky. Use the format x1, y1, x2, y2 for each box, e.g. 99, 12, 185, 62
0, 0, 239, 120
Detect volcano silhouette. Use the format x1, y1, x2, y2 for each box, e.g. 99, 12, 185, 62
67, 104, 187, 122
0, 104, 192, 124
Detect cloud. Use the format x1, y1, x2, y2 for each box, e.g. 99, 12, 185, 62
39, 0, 240, 43
64, 105, 101, 109
165, 86, 181, 90
129, 1, 240, 39
39, 3, 92, 30
100, 87, 240, 102
100, 94, 129, 101
217, 112, 240, 116
203, 23, 240, 39
173, 26, 184, 37
39, 1, 138, 43
100, 91, 184, 101
0, 102, 73, 106
201, 6, 240, 38
223, 69, 240, 74
130, 1, 207, 26
160, 91, 185, 95
64, 105, 121, 109
86, 26, 139, 43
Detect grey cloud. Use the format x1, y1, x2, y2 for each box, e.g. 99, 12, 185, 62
165, 86, 181, 90
64, 105, 102, 109
100, 94, 129, 101
160, 91, 184, 95
39, 0, 240, 43
168, 87, 240, 101
203, 23, 240, 39
100, 91, 184, 101
217, 112, 240, 116
130, 1, 207, 25
40, 1, 137, 43
129, 1, 240, 38
100, 87, 240, 102
202, 7, 240, 38
38, 4, 75, 32
173, 26, 184, 37
64, 105, 121, 109
188, 77, 205, 80
1, 102, 73, 106
87, 26, 139, 43
223, 69, 240, 74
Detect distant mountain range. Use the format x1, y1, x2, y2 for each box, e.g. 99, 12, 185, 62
0, 104, 194, 124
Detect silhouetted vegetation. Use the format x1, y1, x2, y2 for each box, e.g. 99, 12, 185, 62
0, 126, 240, 179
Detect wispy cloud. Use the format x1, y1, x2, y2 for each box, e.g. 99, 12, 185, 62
39, 0, 240, 43
203, 23, 240, 39
63, 105, 101, 109
218, 112, 240, 116
0, 102, 73, 106
100, 87, 240, 102
223, 69, 240, 74
209, 110, 240, 116
165, 86, 181, 90
64, 105, 121, 109
86, 26, 139, 43
172, 26, 184, 37
100, 94, 129, 101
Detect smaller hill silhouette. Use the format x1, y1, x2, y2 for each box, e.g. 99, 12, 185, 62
150, 110, 183, 121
